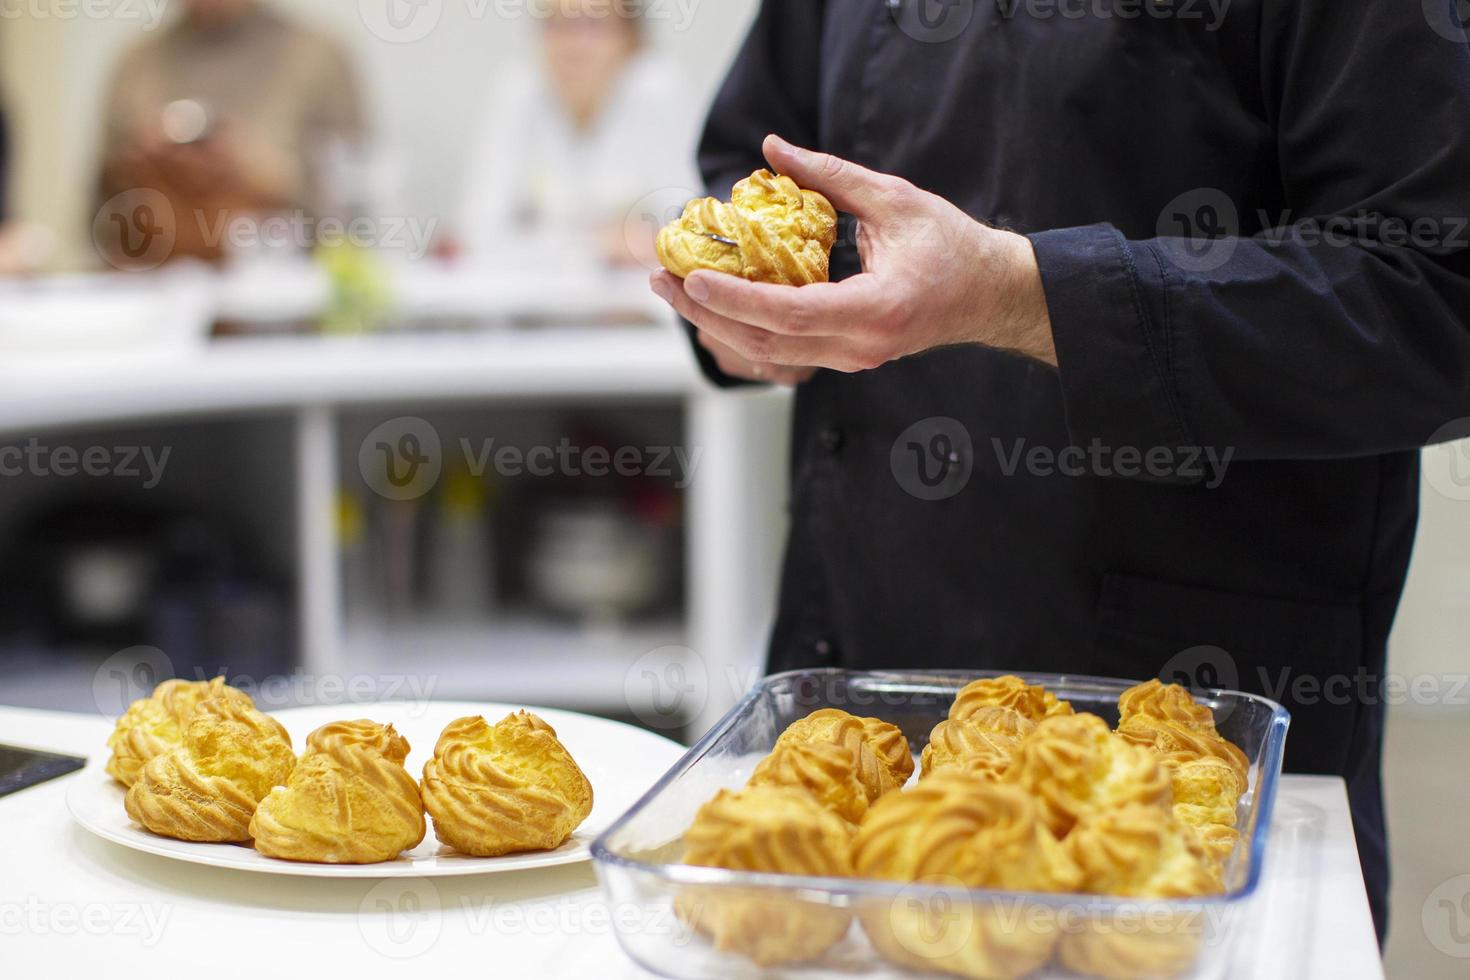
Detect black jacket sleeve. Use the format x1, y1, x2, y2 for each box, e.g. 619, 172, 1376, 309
1032, 2, 1470, 460
682, 0, 827, 388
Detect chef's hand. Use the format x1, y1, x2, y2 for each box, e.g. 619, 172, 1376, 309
695, 328, 816, 386
650, 134, 1056, 374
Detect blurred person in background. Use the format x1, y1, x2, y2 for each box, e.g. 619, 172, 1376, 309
0, 94, 50, 276
95, 0, 366, 265
458, 0, 699, 268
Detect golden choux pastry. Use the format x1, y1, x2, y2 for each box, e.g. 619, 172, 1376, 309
1118, 679, 1219, 734
1056, 805, 1222, 980
748, 740, 869, 827
950, 675, 1074, 725
1115, 680, 1250, 785
1187, 820, 1241, 875
656, 169, 838, 285
920, 705, 1035, 780
853, 774, 1080, 980
1115, 680, 1250, 872
1169, 754, 1245, 829
1056, 919, 1210, 980
124, 697, 295, 843
420, 711, 593, 857
678, 784, 854, 966
1003, 713, 1171, 838
774, 708, 914, 800
106, 677, 252, 786
249, 720, 425, 864
1064, 804, 1222, 898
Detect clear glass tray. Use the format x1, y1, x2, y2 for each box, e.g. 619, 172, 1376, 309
593, 669, 1290, 979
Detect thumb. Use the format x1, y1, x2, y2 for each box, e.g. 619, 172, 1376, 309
763, 134, 900, 221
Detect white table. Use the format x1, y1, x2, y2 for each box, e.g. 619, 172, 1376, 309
0, 705, 1383, 979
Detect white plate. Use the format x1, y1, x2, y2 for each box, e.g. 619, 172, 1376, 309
67, 700, 685, 878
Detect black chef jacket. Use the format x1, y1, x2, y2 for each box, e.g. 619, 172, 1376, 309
686, 0, 1470, 943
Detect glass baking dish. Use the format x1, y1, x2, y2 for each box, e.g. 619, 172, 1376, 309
592, 669, 1290, 979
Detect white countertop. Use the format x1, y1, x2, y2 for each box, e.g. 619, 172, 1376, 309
0, 705, 1384, 979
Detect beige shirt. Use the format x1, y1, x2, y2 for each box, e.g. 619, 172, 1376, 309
100, 4, 365, 212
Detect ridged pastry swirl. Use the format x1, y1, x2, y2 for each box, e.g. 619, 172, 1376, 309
853, 774, 1080, 979
106, 677, 252, 786
1057, 805, 1221, 979
249, 720, 425, 864
920, 705, 1035, 781
950, 675, 1074, 725
1064, 804, 1222, 898
656, 170, 838, 285
1115, 681, 1249, 872
748, 740, 869, 827
420, 712, 593, 857
1003, 713, 1171, 837
774, 708, 914, 800
678, 784, 853, 965
124, 697, 295, 842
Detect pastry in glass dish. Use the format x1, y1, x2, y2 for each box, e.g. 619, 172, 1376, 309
677, 784, 854, 966
853, 773, 1080, 980
1003, 713, 1171, 838
920, 704, 1036, 781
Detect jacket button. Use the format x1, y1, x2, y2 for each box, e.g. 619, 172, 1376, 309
813, 638, 839, 663
820, 427, 844, 454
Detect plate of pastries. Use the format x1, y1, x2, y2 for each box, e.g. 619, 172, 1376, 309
672, 676, 1256, 978
68, 678, 685, 877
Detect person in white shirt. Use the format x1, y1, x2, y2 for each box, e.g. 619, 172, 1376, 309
458, 0, 700, 270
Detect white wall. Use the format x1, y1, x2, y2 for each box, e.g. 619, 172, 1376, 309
0, 0, 761, 262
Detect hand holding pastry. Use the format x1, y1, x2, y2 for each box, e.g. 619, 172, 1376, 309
420, 711, 593, 857
124, 697, 295, 843
649, 134, 1057, 375
657, 169, 837, 286
250, 720, 425, 864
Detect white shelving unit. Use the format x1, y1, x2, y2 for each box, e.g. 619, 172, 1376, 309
0, 265, 792, 738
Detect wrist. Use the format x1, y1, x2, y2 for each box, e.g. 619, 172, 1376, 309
993, 231, 1057, 366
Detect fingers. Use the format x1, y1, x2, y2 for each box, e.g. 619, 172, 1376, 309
652, 270, 834, 366
683, 269, 895, 337
763, 134, 906, 220
695, 331, 814, 386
